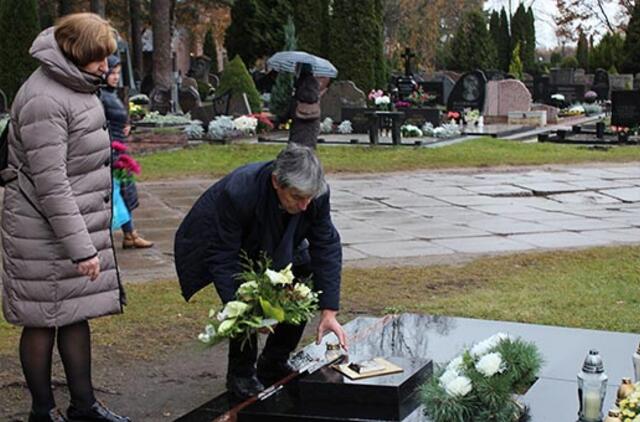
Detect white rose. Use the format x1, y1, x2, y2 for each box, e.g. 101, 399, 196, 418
217, 319, 236, 336
445, 376, 472, 397
470, 339, 494, 357
221, 301, 250, 319
446, 356, 464, 373
266, 267, 293, 285
198, 332, 211, 343
279, 263, 295, 284
439, 369, 459, 387
475, 352, 505, 377
237, 281, 258, 297
294, 283, 312, 298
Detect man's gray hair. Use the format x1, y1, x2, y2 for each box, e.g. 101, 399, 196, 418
273, 143, 327, 197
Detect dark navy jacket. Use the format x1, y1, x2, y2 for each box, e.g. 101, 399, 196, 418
100, 87, 128, 141
174, 161, 342, 310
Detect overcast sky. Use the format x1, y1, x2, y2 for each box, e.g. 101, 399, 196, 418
483, 0, 622, 49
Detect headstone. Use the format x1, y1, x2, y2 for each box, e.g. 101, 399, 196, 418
611, 90, 640, 127
507, 110, 546, 126
447, 70, 487, 112
401, 47, 416, 77
190, 104, 215, 128
533, 75, 550, 103
483, 79, 532, 117
591, 69, 610, 100
149, 88, 172, 115
550, 68, 574, 85
340, 107, 371, 133
178, 86, 201, 114
418, 81, 443, 105
610, 74, 634, 91
532, 103, 559, 123
422, 74, 455, 105
228, 92, 252, 116
321, 80, 366, 122
551, 84, 585, 103
0, 88, 7, 114
189, 56, 211, 83
574, 68, 586, 84
395, 76, 417, 100
484, 69, 506, 81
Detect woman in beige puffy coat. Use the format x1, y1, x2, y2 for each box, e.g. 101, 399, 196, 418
1, 13, 129, 422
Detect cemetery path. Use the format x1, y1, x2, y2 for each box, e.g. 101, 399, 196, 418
2, 162, 640, 422
116, 162, 640, 283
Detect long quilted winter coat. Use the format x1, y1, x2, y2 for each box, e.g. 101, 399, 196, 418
1, 28, 124, 327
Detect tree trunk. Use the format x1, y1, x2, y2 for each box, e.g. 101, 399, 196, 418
90, 0, 105, 17
150, 0, 173, 111
129, 0, 144, 80
58, 0, 73, 16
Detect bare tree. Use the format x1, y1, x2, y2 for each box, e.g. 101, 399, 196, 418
90, 0, 105, 17
150, 0, 173, 111
554, 0, 629, 37
129, 0, 144, 79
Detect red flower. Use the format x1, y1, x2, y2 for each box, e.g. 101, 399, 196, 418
114, 153, 141, 175
111, 141, 128, 152
447, 111, 460, 119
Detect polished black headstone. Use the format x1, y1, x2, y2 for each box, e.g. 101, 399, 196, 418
611, 90, 640, 127
533, 75, 550, 103
447, 70, 487, 112
592, 68, 610, 100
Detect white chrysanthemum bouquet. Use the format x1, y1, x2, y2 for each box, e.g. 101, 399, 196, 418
198, 254, 320, 347
422, 333, 542, 422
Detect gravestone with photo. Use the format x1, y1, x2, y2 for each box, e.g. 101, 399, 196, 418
591, 69, 610, 100
322, 80, 367, 122
189, 56, 211, 83
447, 70, 487, 112
611, 90, 640, 127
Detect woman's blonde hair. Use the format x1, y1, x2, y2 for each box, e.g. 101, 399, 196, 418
54, 13, 117, 67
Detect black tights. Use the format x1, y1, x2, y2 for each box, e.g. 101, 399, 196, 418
20, 321, 96, 415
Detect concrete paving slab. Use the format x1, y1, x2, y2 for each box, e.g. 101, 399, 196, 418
338, 228, 412, 244
351, 240, 454, 258
550, 191, 622, 205
462, 185, 533, 196
583, 228, 640, 243
465, 219, 557, 235
508, 232, 609, 248
431, 236, 536, 254
600, 187, 640, 202
542, 218, 630, 232
512, 181, 584, 195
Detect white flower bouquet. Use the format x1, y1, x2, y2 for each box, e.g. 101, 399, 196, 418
233, 115, 258, 134
198, 254, 320, 347
422, 333, 542, 422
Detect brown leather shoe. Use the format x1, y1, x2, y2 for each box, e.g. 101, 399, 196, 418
122, 231, 153, 249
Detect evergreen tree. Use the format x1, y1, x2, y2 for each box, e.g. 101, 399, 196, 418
623, 1, 640, 75
550, 51, 562, 67
591, 32, 625, 72
497, 8, 511, 72
218, 56, 262, 112
0, 0, 39, 103
372, 0, 387, 88
560, 55, 579, 69
203, 28, 218, 74
293, 0, 329, 57
576, 30, 589, 71
524, 7, 536, 73
225, 0, 292, 68
489, 10, 501, 65
449, 9, 496, 71
269, 16, 296, 120
329, 0, 383, 92
509, 42, 524, 79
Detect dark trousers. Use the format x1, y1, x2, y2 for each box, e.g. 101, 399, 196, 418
227, 262, 311, 377
227, 322, 306, 377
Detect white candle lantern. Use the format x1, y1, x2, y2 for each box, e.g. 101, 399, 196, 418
578, 349, 608, 422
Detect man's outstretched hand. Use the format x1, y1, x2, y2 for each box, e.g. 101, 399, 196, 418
316, 309, 348, 351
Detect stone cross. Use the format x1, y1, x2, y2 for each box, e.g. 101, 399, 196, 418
401, 47, 416, 77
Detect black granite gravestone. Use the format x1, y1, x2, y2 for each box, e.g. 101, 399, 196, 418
533, 75, 550, 103
592, 68, 610, 100
395, 76, 417, 100
418, 81, 443, 105
551, 84, 585, 103
341, 107, 374, 133
446, 70, 487, 112
611, 90, 640, 127
401, 48, 416, 77
179, 86, 201, 114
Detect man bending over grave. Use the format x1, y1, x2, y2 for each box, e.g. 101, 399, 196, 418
174, 143, 348, 399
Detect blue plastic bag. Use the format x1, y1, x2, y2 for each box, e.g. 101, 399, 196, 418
112, 179, 131, 230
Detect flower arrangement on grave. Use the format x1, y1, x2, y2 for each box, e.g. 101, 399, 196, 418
408, 87, 436, 107
401, 124, 423, 137
249, 112, 275, 133
558, 104, 585, 118
184, 120, 206, 140
394, 100, 412, 108
617, 382, 640, 420
446, 111, 461, 124
422, 122, 462, 139
128, 102, 146, 120
337, 120, 353, 134
233, 115, 258, 134
368, 89, 392, 110
464, 109, 480, 125
198, 253, 320, 347
139, 111, 193, 126
208, 115, 236, 140
320, 117, 334, 134
421, 333, 542, 422
111, 141, 141, 183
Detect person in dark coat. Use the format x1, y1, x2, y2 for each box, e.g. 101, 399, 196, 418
174, 143, 347, 399
287, 64, 329, 149
100, 54, 153, 249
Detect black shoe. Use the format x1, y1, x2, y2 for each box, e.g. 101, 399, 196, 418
226, 373, 265, 399
67, 401, 130, 422
29, 408, 68, 422
257, 355, 295, 386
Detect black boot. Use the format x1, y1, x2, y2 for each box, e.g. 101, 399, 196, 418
67, 401, 130, 422
29, 408, 68, 422
226, 372, 265, 399
257, 355, 295, 387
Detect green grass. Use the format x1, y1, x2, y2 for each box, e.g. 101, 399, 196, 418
137, 138, 640, 180
1, 246, 638, 359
